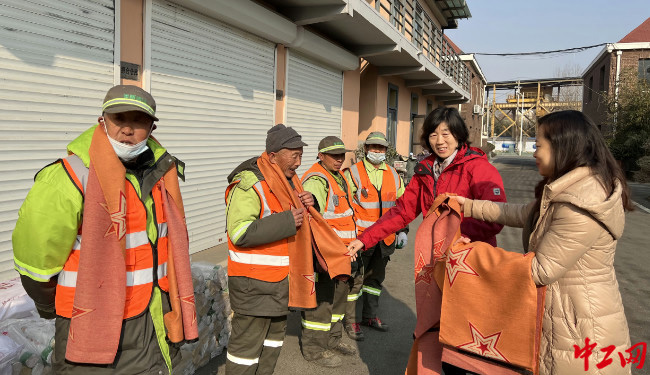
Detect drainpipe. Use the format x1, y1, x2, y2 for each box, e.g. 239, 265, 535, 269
614, 49, 622, 131
480, 82, 486, 147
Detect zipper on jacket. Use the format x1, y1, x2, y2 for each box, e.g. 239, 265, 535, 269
377, 184, 383, 218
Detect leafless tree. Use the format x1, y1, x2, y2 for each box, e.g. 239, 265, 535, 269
553, 63, 583, 104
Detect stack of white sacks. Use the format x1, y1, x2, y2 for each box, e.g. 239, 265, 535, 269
0, 261, 231, 375
173, 262, 231, 375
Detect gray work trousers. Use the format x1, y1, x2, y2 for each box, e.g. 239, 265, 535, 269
361, 244, 389, 320
226, 313, 287, 375
300, 273, 348, 360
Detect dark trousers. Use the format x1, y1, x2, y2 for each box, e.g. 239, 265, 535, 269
226, 313, 287, 375
361, 245, 389, 320
345, 261, 364, 324
300, 273, 348, 360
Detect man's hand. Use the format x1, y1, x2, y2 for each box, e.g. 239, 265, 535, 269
395, 232, 408, 249
346, 239, 365, 261
298, 191, 314, 208
292, 208, 305, 228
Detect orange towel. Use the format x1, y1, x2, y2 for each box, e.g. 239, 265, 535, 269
257, 152, 351, 309
406, 195, 544, 375
65, 126, 197, 364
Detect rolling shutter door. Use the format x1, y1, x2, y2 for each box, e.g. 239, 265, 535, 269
285, 51, 343, 177
0, 0, 115, 281
150, 1, 275, 253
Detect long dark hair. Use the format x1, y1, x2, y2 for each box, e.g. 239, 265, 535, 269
420, 107, 469, 153
534, 110, 633, 211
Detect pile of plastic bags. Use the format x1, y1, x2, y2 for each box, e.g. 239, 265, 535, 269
0, 278, 54, 375
0, 261, 231, 375
172, 262, 231, 375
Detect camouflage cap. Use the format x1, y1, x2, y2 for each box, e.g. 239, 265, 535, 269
364, 131, 389, 147
318, 136, 352, 155
102, 85, 159, 121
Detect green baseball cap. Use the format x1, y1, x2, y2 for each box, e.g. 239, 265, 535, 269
102, 85, 159, 121
364, 131, 389, 147
317, 136, 352, 156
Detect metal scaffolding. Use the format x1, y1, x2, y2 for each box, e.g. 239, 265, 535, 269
483, 77, 583, 149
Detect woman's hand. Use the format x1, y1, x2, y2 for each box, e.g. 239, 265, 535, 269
453, 236, 471, 246
346, 239, 365, 261
449, 195, 466, 210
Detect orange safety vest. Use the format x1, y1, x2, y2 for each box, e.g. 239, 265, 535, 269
55, 155, 169, 319
348, 160, 400, 246
301, 163, 356, 246
225, 179, 290, 282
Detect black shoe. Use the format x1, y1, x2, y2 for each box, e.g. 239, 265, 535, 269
363, 317, 389, 332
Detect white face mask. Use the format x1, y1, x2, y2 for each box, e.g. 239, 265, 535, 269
102, 120, 151, 161
366, 151, 386, 164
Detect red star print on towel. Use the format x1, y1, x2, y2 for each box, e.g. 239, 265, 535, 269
69, 306, 95, 342
303, 274, 316, 295
101, 191, 127, 240
414, 254, 435, 285
457, 322, 509, 362
433, 238, 445, 260
445, 246, 479, 287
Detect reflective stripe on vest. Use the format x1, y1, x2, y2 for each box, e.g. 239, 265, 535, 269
59, 263, 168, 287
348, 161, 400, 246
226, 179, 290, 282
70, 223, 168, 251
301, 163, 357, 245
56, 154, 169, 319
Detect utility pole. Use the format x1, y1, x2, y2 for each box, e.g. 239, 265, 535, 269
517, 82, 523, 156
519, 94, 524, 156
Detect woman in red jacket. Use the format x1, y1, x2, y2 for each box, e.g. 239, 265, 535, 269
347, 107, 506, 374
348, 106, 506, 253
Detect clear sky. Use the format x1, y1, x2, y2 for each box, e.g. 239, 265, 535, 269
445, 1, 649, 83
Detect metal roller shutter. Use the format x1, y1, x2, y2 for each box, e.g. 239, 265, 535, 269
0, 0, 115, 281
149, 0, 275, 253
285, 51, 343, 177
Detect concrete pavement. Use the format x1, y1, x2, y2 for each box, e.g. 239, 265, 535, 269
196, 154, 649, 375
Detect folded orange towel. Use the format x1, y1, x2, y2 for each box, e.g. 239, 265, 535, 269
256, 152, 350, 309
407, 195, 545, 375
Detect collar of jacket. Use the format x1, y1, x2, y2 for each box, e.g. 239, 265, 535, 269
414, 144, 483, 177
67, 125, 168, 168
227, 156, 265, 184
540, 166, 624, 239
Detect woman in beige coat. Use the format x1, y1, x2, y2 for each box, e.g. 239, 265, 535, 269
454, 110, 634, 375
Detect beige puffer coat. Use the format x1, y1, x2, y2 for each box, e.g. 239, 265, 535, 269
465, 167, 631, 375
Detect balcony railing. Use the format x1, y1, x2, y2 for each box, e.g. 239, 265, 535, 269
368, 0, 471, 94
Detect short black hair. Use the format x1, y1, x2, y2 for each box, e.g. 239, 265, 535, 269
420, 107, 469, 153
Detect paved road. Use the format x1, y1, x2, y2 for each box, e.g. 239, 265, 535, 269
629, 181, 650, 212
198, 154, 649, 375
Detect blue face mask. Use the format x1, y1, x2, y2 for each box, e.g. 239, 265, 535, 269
366, 151, 386, 164
102, 120, 151, 161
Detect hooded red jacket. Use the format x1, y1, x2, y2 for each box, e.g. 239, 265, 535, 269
358, 145, 506, 248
